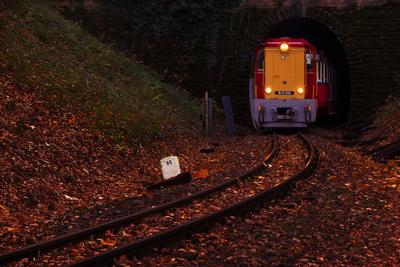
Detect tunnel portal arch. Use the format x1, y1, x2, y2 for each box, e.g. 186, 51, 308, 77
262, 17, 352, 121
216, 6, 363, 125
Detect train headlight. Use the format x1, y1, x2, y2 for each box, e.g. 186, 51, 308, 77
297, 87, 304, 94
280, 43, 289, 53
265, 87, 272, 94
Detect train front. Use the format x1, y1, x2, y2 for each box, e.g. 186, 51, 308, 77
250, 38, 317, 128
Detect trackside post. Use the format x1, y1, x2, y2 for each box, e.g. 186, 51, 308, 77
222, 96, 236, 135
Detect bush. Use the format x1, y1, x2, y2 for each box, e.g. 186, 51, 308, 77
0, 0, 198, 143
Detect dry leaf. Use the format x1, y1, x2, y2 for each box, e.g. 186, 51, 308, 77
193, 169, 208, 179
0, 204, 9, 212
98, 238, 117, 247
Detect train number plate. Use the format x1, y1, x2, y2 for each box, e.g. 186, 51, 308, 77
275, 91, 294, 95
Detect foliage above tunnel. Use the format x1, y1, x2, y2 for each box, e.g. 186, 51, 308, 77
0, 0, 198, 143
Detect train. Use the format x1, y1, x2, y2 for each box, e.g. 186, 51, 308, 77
249, 37, 336, 129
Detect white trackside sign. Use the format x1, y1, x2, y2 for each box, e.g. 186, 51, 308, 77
160, 156, 181, 180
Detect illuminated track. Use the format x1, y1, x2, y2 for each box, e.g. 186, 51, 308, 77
1, 135, 279, 266
67, 132, 316, 267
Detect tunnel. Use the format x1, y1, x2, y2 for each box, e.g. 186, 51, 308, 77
215, 14, 354, 127
265, 17, 352, 124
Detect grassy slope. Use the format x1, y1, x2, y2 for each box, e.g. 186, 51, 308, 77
0, 0, 197, 143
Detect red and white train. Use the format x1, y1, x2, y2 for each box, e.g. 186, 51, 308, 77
249, 37, 336, 128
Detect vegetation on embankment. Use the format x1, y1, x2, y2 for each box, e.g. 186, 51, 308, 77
0, 0, 198, 143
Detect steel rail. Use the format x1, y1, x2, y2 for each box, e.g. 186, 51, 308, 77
0, 134, 278, 265
69, 133, 317, 267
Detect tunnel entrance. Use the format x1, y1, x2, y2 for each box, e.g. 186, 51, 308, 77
265, 17, 351, 124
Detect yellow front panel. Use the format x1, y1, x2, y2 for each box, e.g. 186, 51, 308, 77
264, 47, 305, 99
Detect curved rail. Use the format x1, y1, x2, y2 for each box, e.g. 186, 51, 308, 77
0, 134, 278, 265
68, 133, 317, 267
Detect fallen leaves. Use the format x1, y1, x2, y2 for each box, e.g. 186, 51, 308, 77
129, 134, 400, 266
0, 204, 9, 212
5, 47, 398, 265
192, 169, 208, 179
0, 65, 142, 253
0, 59, 279, 265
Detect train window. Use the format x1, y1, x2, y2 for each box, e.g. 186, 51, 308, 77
257, 50, 264, 71
306, 51, 313, 72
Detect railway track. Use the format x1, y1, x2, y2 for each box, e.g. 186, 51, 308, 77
1, 132, 317, 266
1, 134, 278, 266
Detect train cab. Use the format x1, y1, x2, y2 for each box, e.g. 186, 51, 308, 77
249, 37, 336, 128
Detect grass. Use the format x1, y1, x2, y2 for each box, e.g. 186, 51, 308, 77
0, 0, 198, 143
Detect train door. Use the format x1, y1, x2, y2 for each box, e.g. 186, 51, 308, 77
272, 52, 295, 92
265, 48, 305, 99
254, 49, 264, 99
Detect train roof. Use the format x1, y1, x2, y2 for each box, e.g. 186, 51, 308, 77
264, 37, 314, 48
